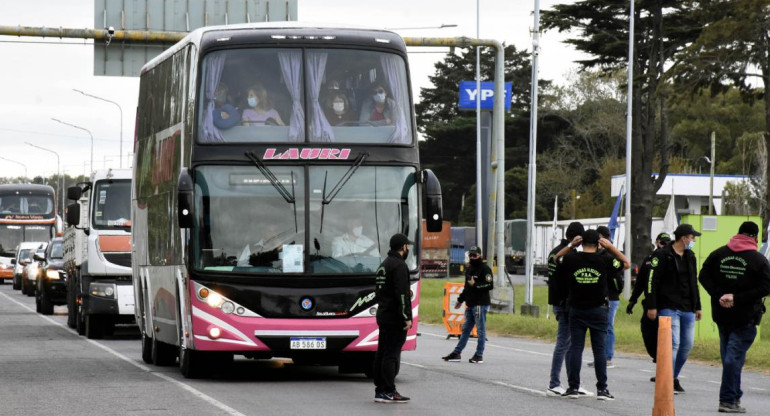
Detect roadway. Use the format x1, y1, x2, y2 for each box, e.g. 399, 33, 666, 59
0, 283, 767, 416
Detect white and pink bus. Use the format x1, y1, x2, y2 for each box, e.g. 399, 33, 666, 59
132, 23, 443, 378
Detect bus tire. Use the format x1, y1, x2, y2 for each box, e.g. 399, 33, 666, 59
40, 288, 54, 315
179, 346, 204, 379
141, 332, 153, 364
85, 315, 104, 339
152, 336, 177, 367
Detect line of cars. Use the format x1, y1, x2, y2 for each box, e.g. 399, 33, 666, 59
8, 237, 68, 314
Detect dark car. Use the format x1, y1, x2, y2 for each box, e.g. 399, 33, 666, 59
35, 237, 66, 315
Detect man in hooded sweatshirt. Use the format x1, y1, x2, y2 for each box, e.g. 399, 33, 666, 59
699, 221, 770, 413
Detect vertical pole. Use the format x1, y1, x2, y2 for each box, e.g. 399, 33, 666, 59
623, 0, 635, 299
475, 0, 483, 252
709, 131, 715, 215
524, 0, 541, 307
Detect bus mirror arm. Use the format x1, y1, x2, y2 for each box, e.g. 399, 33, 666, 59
422, 169, 444, 233
178, 169, 194, 229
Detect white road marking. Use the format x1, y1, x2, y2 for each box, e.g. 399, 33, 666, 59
492, 381, 547, 396
0, 290, 248, 416
402, 362, 426, 369
706, 380, 720, 385
420, 330, 551, 357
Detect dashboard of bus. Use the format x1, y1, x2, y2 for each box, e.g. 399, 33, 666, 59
192, 164, 418, 275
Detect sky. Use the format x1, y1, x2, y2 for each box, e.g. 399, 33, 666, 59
0, 0, 585, 180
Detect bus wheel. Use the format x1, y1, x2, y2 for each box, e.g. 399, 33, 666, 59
179, 346, 205, 379
85, 315, 104, 339
152, 336, 177, 367
141, 332, 153, 364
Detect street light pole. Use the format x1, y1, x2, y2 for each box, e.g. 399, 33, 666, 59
0, 156, 27, 182
25, 142, 62, 217
73, 89, 123, 168
52, 118, 94, 174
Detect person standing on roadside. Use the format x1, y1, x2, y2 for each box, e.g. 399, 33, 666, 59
699, 221, 770, 413
627, 232, 671, 366
373, 233, 414, 404
546, 222, 593, 397
442, 245, 493, 364
646, 223, 703, 394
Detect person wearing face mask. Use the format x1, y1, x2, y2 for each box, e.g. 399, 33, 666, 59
323, 93, 355, 126
373, 233, 413, 403
241, 83, 285, 126
442, 246, 493, 364
331, 218, 379, 258
646, 223, 703, 394
212, 82, 240, 130
359, 83, 396, 125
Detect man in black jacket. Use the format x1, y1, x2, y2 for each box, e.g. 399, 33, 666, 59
373, 233, 413, 404
545, 221, 586, 397
646, 223, 702, 394
442, 245, 493, 363
699, 221, 770, 413
627, 232, 671, 364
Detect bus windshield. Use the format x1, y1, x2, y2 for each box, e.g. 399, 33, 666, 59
0, 192, 54, 217
198, 48, 412, 145
192, 165, 417, 274
92, 180, 131, 229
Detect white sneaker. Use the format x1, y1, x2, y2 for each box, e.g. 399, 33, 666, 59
546, 386, 566, 397
606, 360, 616, 369
577, 387, 594, 397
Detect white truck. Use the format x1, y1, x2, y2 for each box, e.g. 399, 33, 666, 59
63, 169, 135, 339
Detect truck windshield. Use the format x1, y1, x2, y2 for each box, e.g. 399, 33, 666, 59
92, 180, 131, 229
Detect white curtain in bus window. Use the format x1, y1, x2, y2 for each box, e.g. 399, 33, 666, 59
278, 50, 304, 142
307, 51, 334, 142
201, 54, 227, 142
380, 54, 410, 144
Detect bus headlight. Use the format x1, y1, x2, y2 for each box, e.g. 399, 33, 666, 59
46, 269, 61, 280
90, 282, 116, 298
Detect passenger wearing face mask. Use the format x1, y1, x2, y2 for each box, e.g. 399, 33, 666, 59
646, 223, 703, 394
359, 83, 396, 125
331, 218, 379, 258
212, 82, 240, 130
323, 93, 355, 126
241, 83, 285, 126
442, 246, 493, 364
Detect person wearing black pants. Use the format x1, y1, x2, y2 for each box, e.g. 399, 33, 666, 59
373, 233, 413, 404
554, 229, 629, 400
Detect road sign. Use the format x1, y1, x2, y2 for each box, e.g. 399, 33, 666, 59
458, 81, 512, 111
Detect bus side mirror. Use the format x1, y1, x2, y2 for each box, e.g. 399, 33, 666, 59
422, 169, 443, 232
178, 169, 194, 229
67, 186, 82, 201
66, 203, 80, 227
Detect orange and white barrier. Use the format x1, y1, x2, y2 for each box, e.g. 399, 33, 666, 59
442, 282, 477, 339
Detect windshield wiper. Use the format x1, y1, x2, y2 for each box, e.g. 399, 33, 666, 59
245, 151, 298, 232
319, 152, 368, 233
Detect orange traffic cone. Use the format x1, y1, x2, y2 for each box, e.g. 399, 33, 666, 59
652, 316, 675, 416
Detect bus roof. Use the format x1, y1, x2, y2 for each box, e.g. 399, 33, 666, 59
141, 22, 406, 75
0, 184, 55, 194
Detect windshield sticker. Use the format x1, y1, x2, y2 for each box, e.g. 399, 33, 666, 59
282, 244, 303, 273
263, 148, 351, 160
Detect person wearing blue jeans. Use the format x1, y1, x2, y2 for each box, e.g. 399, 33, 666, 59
442, 246, 493, 364
699, 221, 770, 413
647, 223, 703, 394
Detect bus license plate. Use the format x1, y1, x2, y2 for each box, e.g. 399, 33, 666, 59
290, 337, 326, 350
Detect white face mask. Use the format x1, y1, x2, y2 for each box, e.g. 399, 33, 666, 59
686, 239, 695, 250
374, 92, 386, 103
248, 96, 259, 108
332, 102, 345, 113
352, 226, 363, 237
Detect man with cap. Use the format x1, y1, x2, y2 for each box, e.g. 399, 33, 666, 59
373, 233, 414, 403
588, 226, 624, 369
699, 221, 770, 413
442, 245, 494, 364
627, 232, 672, 366
646, 223, 703, 394
553, 229, 629, 400
546, 221, 593, 397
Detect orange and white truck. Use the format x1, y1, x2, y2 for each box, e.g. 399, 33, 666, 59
63, 169, 134, 339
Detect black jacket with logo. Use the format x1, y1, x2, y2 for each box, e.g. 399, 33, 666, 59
375, 250, 412, 328
556, 250, 623, 309
699, 244, 770, 327
646, 244, 701, 312
630, 248, 663, 310
457, 260, 494, 307
547, 240, 569, 306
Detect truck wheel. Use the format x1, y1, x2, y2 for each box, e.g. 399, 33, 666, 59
141, 333, 153, 364
40, 288, 54, 315
152, 336, 177, 367
85, 315, 104, 339
66, 281, 76, 328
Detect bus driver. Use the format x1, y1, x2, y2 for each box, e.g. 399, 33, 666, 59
332, 218, 379, 258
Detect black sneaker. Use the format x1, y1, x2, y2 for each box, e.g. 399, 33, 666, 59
375, 391, 410, 404
562, 388, 580, 399
674, 378, 685, 394
718, 402, 746, 413
469, 354, 483, 363
597, 389, 615, 401
650, 376, 656, 382
442, 352, 461, 362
